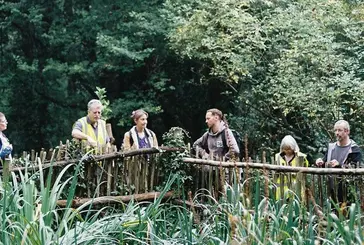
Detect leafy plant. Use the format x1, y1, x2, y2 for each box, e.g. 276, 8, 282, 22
95, 86, 112, 121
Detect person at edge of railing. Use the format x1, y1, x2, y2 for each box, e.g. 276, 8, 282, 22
0, 112, 13, 168
192, 108, 239, 163
71, 99, 110, 154
315, 119, 362, 208
122, 109, 158, 152
274, 135, 309, 200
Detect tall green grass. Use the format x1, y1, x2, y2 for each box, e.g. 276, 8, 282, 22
1, 156, 364, 244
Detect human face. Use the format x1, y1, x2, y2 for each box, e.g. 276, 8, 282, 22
205, 112, 218, 129
87, 105, 102, 123
334, 123, 349, 143
282, 146, 294, 157
135, 114, 148, 129
0, 117, 8, 131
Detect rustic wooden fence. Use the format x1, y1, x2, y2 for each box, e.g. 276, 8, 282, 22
3, 142, 364, 211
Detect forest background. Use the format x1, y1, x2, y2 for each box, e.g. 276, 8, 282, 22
1, 0, 364, 160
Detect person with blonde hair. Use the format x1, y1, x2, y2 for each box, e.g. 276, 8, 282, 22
275, 135, 308, 200
122, 109, 158, 151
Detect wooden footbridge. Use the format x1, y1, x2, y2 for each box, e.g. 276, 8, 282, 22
2, 137, 364, 212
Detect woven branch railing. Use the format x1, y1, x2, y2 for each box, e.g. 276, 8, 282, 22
2, 145, 183, 200
183, 157, 364, 211
3, 144, 364, 210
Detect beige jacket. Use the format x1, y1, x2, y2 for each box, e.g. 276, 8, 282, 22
123, 126, 158, 151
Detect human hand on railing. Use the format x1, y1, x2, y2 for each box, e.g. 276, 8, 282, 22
315, 158, 324, 167
328, 159, 339, 168
202, 152, 210, 160
86, 136, 97, 147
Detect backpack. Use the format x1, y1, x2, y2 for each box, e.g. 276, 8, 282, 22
202, 128, 243, 160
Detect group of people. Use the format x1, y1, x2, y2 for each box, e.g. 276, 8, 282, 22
190, 108, 362, 204
71, 99, 158, 152
0, 100, 362, 204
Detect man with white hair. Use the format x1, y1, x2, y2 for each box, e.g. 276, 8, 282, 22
72, 99, 109, 151
316, 120, 362, 203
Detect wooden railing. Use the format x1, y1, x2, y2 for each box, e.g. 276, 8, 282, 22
3, 144, 364, 210
184, 157, 364, 211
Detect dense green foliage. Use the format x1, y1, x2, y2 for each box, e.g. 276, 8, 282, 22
1, 0, 364, 159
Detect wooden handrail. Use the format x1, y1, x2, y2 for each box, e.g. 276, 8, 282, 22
4, 147, 184, 172
183, 157, 364, 175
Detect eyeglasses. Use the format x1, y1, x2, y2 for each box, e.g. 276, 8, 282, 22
0, 120, 8, 124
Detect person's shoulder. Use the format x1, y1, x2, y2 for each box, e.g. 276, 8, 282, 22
146, 128, 155, 134
99, 119, 107, 126
124, 128, 133, 137
350, 140, 361, 151
297, 152, 307, 157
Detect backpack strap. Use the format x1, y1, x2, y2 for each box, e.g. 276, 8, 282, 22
129, 130, 134, 146
221, 128, 228, 150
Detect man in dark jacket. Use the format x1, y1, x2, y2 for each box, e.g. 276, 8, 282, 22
316, 120, 362, 204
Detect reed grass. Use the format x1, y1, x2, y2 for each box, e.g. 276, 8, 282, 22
1, 155, 364, 244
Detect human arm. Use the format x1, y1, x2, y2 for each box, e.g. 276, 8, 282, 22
192, 133, 209, 159
122, 132, 132, 151
71, 121, 97, 147
315, 150, 328, 167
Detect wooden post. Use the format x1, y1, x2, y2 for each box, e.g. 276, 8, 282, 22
106, 160, 112, 196
150, 159, 156, 192
296, 156, 304, 203
40, 148, 44, 162
41, 150, 47, 164
134, 156, 140, 194
46, 148, 54, 160
208, 164, 213, 196
65, 140, 70, 160
106, 123, 114, 144
112, 160, 119, 194
87, 162, 93, 198
31, 149, 35, 162
22, 151, 27, 159
56, 141, 63, 161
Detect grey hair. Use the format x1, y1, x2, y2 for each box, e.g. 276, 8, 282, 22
334, 120, 350, 131
280, 135, 300, 152
87, 99, 103, 111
